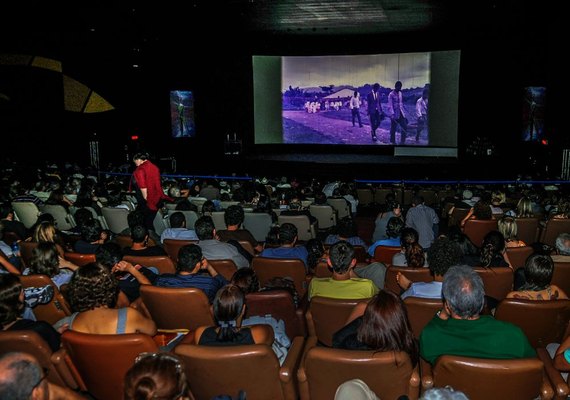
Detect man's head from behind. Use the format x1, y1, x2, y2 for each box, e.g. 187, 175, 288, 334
224, 205, 244, 227
0, 352, 47, 400
194, 216, 215, 240
328, 241, 356, 274
278, 223, 297, 245
169, 212, 186, 229
177, 244, 203, 273
427, 237, 462, 278
442, 265, 485, 319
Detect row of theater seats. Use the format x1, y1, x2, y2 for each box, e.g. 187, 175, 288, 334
2, 290, 568, 400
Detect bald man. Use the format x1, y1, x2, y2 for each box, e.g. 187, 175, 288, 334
0, 352, 84, 400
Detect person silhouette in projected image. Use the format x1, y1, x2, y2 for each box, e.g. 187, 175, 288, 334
388, 81, 409, 145
366, 83, 384, 142
415, 87, 429, 142
349, 90, 364, 128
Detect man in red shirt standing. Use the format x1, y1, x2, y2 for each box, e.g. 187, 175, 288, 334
131, 152, 172, 230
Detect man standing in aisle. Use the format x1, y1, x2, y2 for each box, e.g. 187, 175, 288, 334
131, 151, 172, 231
388, 81, 408, 145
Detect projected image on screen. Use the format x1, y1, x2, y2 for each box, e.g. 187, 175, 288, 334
170, 90, 195, 138
522, 86, 545, 142
282, 53, 430, 146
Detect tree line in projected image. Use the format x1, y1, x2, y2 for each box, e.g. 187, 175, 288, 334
282, 53, 430, 146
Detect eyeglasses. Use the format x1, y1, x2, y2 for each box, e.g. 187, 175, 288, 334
134, 352, 188, 398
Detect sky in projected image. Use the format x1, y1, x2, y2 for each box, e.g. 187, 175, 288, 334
282, 53, 430, 146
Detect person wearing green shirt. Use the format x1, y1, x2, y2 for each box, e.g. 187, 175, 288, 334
308, 241, 378, 300
420, 265, 535, 365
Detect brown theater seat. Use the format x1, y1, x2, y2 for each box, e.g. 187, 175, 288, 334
174, 336, 305, 400
140, 285, 214, 331
421, 355, 553, 400
298, 336, 420, 400
305, 296, 366, 347
61, 330, 158, 400
494, 298, 570, 348
384, 265, 433, 295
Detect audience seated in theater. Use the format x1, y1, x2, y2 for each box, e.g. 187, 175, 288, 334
280, 198, 317, 225
194, 284, 272, 347
550, 232, 570, 262
56, 262, 156, 335
24, 242, 78, 289
308, 241, 379, 300
392, 227, 426, 268
0, 202, 28, 241
201, 200, 216, 217
506, 253, 568, 300
73, 218, 109, 254
124, 352, 193, 400
216, 205, 263, 253
195, 216, 249, 269
332, 291, 419, 367
0, 352, 84, 400
260, 223, 309, 268
104, 185, 131, 211
119, 209, 162, 247
498, 216, 526, 247
368, 216, 404, 257
419, 265, 535, 365
462, 230, 511, 268
398, 236, 461, 300
252, 194, 278, 223
305, 238, 327, 274
68, 207, 94, 235
74, 180, 103, 216
29, 220, 66, 257
515, 195, 536, 218
154, 244, 228, 303
372, 200, 402, 243
446, 226, 479, 262
339, 183, 359, 215
0, 247, 20, 275
406, 195, 439, 250
96, 242, 158, 305
325, 216, 368, 251
160, 211, 198, 243
0, 274, 61, 352
230, 268, 291, 364
123, 225, 167, 257
460, 196, 493, 228
44, 189, 73, 212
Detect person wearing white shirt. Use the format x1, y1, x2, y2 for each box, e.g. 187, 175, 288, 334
349, 91, 363, 128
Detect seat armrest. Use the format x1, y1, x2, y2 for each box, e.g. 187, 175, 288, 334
51, 348, 80, 390
420, 358, 434, 390
280, 336, 305, 384
410, 362, 421, 389
280, 336, 305, 400
57, 349, 87, 392
537, 347, 569, 399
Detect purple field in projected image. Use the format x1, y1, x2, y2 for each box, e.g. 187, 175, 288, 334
282, 53, 430, 146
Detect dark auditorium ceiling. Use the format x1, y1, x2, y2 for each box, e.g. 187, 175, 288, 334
1, 0, 542, 38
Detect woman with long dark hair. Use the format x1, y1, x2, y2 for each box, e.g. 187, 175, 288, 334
332, 291, 419, 366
